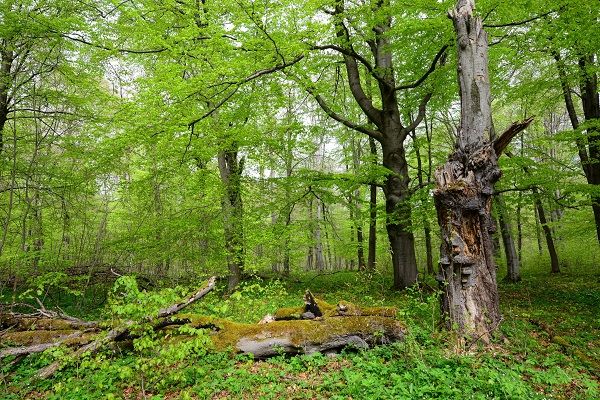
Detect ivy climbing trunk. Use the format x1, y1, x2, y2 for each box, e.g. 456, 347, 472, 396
434, 0, 501, 340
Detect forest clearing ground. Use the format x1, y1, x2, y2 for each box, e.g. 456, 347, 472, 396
1, 263, 599, 399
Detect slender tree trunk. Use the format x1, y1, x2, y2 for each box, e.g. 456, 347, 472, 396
0, 124, 17, 257
350, 137, 366, 270
314, 200, 325, 271
0, 46, 14, 157
282, 159, 293, 277
323, 204, 333, 270
218, 147, 245, 292
533, 191, 560, 273
367, 138, 377, 270
516, 191, 523, 261
306, 197, 314, 271
434, 0, 501, 340
495, 195, 520, 282
412, 128, 434, 275
533, 200, 543, 255
554, 53, 600, 244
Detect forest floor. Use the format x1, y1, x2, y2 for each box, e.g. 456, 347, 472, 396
1, 262, 599, 399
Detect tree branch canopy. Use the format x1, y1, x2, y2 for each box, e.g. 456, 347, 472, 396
395, 45, 448, 91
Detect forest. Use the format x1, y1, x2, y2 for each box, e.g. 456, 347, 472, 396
0, 0, 599, 398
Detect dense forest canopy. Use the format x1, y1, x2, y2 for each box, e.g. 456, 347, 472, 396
0, 0, 599, 397
1, 0, 598, 283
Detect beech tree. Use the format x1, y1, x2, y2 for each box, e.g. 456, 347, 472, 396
300, 0, 449, 289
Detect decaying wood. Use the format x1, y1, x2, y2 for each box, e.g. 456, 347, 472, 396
170, 295, 403, 358
0, 331, 91, 358
434, 0, 506, 343
1, 279, 404, 380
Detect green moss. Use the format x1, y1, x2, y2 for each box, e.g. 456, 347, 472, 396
0, 316, 76, 331
2, 329, 94, 346
178, 313, 405, 353
273, 299, 397, 320
273, 307, 303, 320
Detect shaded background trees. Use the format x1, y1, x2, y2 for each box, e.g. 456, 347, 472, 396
0, 0, 598, 299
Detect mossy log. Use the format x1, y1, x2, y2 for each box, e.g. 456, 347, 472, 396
176, 314, 405, 358
273, 292, 397, 320
0, 314, 98, 331
1, 284, 405, 379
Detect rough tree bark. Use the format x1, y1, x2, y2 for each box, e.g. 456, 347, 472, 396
434, 0, 531, 340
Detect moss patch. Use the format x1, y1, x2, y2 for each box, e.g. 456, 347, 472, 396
178, 313, 405, 355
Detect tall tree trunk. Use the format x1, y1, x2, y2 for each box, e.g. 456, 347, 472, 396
578, 56, 600, 244
307, 0, 442, 288
412, 127, 434, 274
495, 195, 520, 282
350, 136, 366, 270
367, 138, 377, 270
434, 0, 501, 340
314, 200, 325, 272
533, 191, 560, 274
382, 140, 418, 289
554, 53, 600, 244
218, 147, 245, 292
0, 46, 14, 157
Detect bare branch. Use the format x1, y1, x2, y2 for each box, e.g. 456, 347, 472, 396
405, 93, 433, 134
60, 33, 167, 54
395, 45, 448, 91
187, 56, 304, 128
483, 9, 559, 28
493, 116, 534, 156
307, 87, 383, 141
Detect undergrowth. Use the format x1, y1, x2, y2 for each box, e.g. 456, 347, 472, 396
1, 262, 598, 399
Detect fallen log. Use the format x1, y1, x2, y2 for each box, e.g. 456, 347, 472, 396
174, 313, 405, 358
273, 291, 398, 320
1, 282, 405, 381
0, 331, 95, 358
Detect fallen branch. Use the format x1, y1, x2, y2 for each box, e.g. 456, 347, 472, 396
35, 276, 217, 380
0, 331, 89, 359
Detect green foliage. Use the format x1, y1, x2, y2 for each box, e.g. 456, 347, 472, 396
4, 268, 598, 399
106, 275, 184, 321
